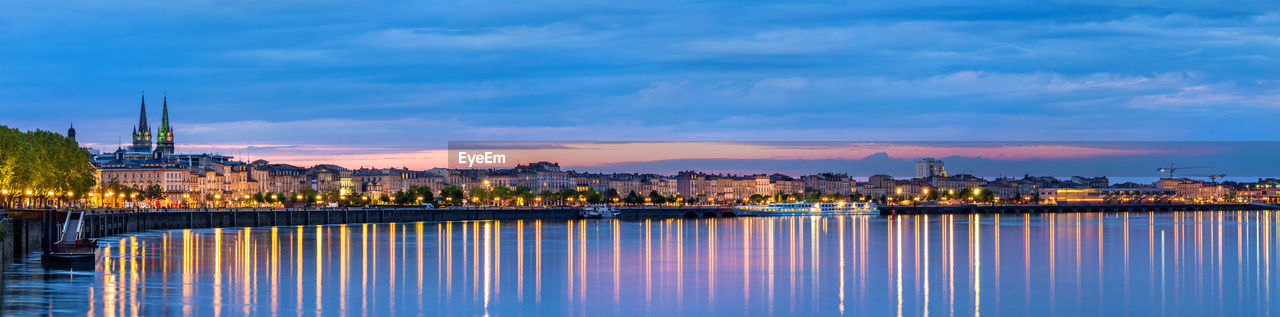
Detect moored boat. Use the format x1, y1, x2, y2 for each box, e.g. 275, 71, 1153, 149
736, 201, 879, 216
44, 210, 97, 268
579, 204, 620, 218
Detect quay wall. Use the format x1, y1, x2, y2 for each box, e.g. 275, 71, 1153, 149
879, 203, 1277, 215
0, 216, 45, 274
77, 207, 585, 239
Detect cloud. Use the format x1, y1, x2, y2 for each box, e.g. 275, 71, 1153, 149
5, 0, 1280, 168
362, 23, 608, 51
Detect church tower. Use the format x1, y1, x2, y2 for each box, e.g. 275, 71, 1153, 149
131, 95, 153, 152
156, 96, 175, 154
67, 122, 76, 142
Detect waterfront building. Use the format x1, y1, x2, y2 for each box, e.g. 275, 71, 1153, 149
1156, 178, 1230, 202
930, 174, 986, 193
1040, 187, 1176, 205
1071, 176, 1109, 188
802, 173, 856, 195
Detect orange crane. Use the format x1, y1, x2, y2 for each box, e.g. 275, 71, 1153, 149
1156, 164, 1212, 178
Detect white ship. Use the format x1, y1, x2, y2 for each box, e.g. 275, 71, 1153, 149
736, 201, 879, 216
579, 204, 620, 218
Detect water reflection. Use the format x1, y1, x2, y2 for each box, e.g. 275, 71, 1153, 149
4, 212, 1280, 315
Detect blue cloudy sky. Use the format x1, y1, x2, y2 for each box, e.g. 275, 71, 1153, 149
2, 1, 1278, 168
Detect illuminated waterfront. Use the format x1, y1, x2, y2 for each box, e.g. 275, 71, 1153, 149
4, 212, 1280, 315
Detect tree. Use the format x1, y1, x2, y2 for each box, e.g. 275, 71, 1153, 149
513, 186, 535, 205
605, 188, 620, 203
624, 190, 643, 204
144, 184, 164, 201
648, 190, 666, 204
558, 189, 579, 204
491, 186, 512, 205
584, 189, 603, 204
0, 126, 94, 208
468, 187, 490, 204
748, 194, 766, 204
538, 190, 556, 205
393, 190, 413, 205
439, 186, 465, 206
412, 186, 436, 204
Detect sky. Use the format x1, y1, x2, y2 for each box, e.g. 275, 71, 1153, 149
1, 1, 1278, 170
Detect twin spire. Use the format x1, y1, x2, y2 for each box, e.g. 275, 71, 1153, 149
131, 94, 174, 154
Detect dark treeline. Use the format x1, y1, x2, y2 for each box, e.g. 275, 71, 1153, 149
0, 125, 96, 207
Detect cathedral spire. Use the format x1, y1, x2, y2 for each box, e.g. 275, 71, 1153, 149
138, 95, 149, 132
157, 95, 175, 154
131, 94, 153, 152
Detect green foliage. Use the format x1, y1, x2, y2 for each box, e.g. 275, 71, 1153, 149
558, 189, 578, 203
583, 189, 602, 204
648, 190, 666, 204
439, 186, 465, 206
468, 187, 490, 204
144, 184, 164, 200
624, 190, 644, 204
0, 126, 94, 207
391, 185, 435, 205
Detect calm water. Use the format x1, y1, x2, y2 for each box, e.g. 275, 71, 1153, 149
4, 212, 1280, 316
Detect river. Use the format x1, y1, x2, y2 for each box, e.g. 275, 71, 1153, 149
4, 212, 1280, 315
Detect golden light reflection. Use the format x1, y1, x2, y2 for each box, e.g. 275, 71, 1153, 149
517, 220, 525, 302
342, 224, 351, 314
66, 208, 1280, 316
389, 223, 397, 316
296, 226, 303, 315
645, 219, 653, 308
535, 220, 543, 303
614, 219, 622, 305
315, 225, 324, 313
416, 222, 424, 310
271, 227, 279, 316
838, 216, 846, 314
214, 228, 223, 317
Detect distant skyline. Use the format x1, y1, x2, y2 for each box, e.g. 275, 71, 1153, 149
3, 1, 1279, 169
446, 141, 1280, 179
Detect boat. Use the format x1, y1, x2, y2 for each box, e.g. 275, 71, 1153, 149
579, 204, 620, 218
43, 210, 97, 268
735, 201, 879, 216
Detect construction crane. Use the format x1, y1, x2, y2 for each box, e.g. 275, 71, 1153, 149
1156, 164, 1213, 178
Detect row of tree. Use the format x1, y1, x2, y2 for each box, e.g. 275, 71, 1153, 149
0, 126, 95, 208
